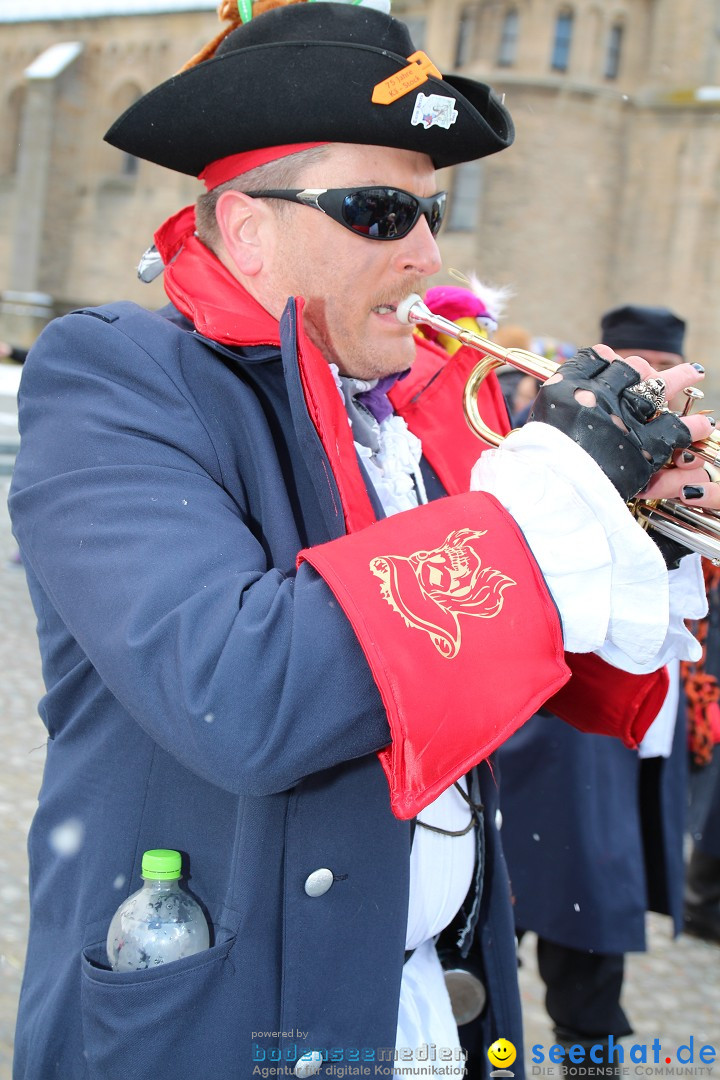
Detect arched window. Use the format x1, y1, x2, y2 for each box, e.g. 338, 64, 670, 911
402, 15, 427, 51
446, 160, 483, 232
109, 81, 143, 176
0, 85, 26, 176
604, 22, 623, 79
121, 149, 139, 176
551, 10, 574, 72
455, 5, 478, 69
497, 9, 519, 68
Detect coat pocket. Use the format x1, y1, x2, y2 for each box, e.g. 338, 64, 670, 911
81, 929, 238, 1080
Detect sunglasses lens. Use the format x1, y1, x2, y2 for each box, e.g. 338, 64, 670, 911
342, 189, 419, 239
429, 193, 446, 237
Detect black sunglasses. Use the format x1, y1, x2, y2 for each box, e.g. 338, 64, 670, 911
243, 186, 447, 241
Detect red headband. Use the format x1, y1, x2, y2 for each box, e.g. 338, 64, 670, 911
198, 142, 328, 190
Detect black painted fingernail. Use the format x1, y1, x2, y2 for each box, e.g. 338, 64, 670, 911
682, 451, 696, 463
692, 363, 705, 373
683, 485, 705, 500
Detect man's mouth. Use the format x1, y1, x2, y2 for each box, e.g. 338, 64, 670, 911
372, 284, 426, 321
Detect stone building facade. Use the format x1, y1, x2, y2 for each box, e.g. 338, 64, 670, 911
0, 0, 719, 379
0, 3, 220, 342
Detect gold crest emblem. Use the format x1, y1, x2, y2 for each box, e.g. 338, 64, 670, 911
370, 528, 516, 658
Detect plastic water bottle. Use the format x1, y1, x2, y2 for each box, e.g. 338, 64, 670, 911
107, 849, 210, 971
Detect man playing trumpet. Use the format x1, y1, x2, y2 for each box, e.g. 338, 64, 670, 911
7, 2, 718, 1078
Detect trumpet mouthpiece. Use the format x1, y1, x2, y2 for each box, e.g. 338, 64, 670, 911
396, 294, 426, 325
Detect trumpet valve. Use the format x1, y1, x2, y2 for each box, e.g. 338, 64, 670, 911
696, 426, 720, 469
680, 386, 705, 417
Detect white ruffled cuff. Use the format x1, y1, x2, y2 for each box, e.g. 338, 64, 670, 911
601, 552, 706, 673
470, 422, 704, 671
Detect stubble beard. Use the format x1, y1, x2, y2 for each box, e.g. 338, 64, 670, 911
305, 276, 427, 380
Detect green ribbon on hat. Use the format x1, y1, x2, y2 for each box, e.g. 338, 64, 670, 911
238, 0, 253, 23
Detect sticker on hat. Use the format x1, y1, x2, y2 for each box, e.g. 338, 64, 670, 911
372, 51, 442, 104
411, 93, 458, 130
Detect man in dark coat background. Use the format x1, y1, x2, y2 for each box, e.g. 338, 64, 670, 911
685, 551, 720, 946
687, 764, 720, 944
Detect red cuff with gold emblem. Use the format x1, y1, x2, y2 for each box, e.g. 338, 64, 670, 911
299, 491, 570, 819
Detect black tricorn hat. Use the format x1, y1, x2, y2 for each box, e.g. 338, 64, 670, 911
600, 304, 686, 356
104, 1, 514, 176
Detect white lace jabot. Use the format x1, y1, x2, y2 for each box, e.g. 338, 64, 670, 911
330, 365, 427, 515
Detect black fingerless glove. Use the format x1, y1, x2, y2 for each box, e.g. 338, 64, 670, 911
652, 533, 692, 571
528, 347, 692, 502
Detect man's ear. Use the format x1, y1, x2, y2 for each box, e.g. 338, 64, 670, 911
215, 190, 266, 276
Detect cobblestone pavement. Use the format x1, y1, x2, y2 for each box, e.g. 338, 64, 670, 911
0, 368, 717, 1079
519, 922, 720, 1076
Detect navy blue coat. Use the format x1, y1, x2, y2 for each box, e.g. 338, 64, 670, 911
689, 579, 720, 859
694, 757, 720, 858
9, 301, 522, 1080
496, 702, 687, 953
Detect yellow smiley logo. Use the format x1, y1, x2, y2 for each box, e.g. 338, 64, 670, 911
488, 1038, 517, 1069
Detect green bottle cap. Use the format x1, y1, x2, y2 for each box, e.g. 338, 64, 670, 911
141, 849, 182, 880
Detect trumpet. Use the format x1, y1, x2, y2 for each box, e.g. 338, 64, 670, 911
397, 294, 720, 564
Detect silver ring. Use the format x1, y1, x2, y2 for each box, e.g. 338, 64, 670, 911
628, 377, 666, 413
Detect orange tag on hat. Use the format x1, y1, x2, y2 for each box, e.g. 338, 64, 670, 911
372, 51, 442, 105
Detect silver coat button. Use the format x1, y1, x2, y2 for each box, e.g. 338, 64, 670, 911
495, 808, 503, 830
295, 1051, 323, 1077
304, 868, 334, 897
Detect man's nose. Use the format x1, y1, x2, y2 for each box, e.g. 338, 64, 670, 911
391, 215, 443, 277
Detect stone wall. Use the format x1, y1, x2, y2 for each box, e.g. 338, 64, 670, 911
0, 11, 219, 339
